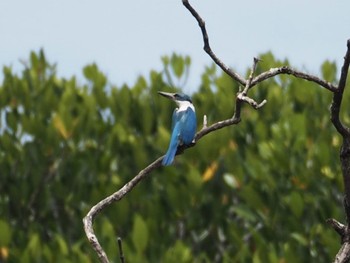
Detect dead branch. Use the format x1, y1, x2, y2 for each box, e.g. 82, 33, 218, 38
83, 1, 350, 262
252, 66, 338, 92
181, 0, 246, 86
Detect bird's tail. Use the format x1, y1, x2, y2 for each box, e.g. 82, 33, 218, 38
162, 136, 179, 166
162, 146, 177, 166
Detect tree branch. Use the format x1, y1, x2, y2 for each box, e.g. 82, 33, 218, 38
252, 66, 338, 92
327, 217, 350, 263
331, 39, 350, 223
334, 243, 350, 263
84, 0, 350, 261
331, 40, 350, 136
325, 40, 350, 263
182, 1, 350, 262
327, 218, 346, 238
117, 237, 125, 263
181, 0, 246, 86
83, 157, 162, 263
243, 57, 260, 94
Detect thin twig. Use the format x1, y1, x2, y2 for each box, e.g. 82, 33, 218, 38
243, 57, 260, 95
327, 218, 346, 238
203, 115, 207, 129
117, 237, 125, 263
237, 93, 267, 110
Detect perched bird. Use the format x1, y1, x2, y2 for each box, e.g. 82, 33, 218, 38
158, 91, 197, 166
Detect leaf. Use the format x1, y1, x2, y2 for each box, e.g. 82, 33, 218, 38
231, 206, 257, 222
6, 110, 18, 132
55, 234, 69, 256
53, 114, 70, 139
223, 173, 240, 189
163, 241, 192, 263
290, 232, 308, 246
0, 220, 12, 246
132, 214, 149, 253
0, 247, 9, 260
202, 161, 218, 182
253, 250, 262, 263
285, 191, 304, 218
27, 233, 41, 258
161, 55, 170, 66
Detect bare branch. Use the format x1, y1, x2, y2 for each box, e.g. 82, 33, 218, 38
182, 0, 338, 94
330, 40, 350, 232
327, 40, 350, 263
327, 218, 346, 238
328, 217, 350, 263
182, 2, 350, 262
238, 57, 268, 109
327, 216, 350, 262
243, 57, 260, 94
237, 93, 267, 109
252, 66, 338, 92
117, 237, 125, 263
338, 40, 350, 94
182, 0, 246, 86
203, 114, 208, 129
331, 40, 350, 136
195, 115, 241, 142
83, 157, 163, 263
333, 242, 350, 263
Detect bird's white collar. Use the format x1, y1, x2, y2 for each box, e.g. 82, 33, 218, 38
176, 101, 195, 112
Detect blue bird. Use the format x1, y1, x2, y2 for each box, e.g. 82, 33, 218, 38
158, 91, 197, 166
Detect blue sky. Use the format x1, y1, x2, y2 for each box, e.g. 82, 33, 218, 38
1, 0, 349, 93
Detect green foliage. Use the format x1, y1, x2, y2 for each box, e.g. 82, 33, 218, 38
0, 50, 348, 262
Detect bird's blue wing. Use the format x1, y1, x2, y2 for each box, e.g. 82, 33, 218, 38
171, 109, 177, 131
178, 107, 197, 145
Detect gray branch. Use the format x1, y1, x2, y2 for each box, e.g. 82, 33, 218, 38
181, 0, 246, 86
252, 66, 338, 92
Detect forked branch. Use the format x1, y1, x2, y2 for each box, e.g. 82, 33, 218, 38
181, 0, 337, 93
84, 1, 350, 262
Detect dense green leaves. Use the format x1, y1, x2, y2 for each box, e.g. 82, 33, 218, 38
0, 50, 348, 262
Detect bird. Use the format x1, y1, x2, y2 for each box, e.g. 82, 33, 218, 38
158, 91, 197, 166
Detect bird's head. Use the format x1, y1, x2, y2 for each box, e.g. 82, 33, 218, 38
158, 91, 193, 105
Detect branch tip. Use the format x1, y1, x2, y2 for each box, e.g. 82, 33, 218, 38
257, 99, 267, 109
203, 114, 208, 129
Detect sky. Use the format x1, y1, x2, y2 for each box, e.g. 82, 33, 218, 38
1, 0, 350, 93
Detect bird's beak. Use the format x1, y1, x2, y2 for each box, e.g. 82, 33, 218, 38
158, 91, 176, 100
